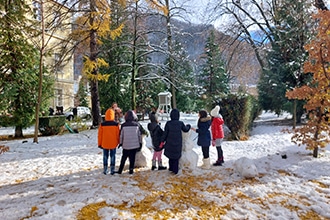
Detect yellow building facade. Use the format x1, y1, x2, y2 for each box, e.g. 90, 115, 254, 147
31, 0, 74, 111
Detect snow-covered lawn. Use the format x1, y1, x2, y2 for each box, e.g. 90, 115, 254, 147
0, 111, 329, 219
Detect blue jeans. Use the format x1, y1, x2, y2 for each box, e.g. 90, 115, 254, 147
103, 149, 116, 173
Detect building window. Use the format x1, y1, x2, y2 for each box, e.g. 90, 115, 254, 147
53, 10, 61, 27
33, 1, 41, 21
55, 89, 63, 107
54, 53, 64, 75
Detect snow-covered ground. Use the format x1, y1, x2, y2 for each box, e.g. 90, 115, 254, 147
0, 111, 329, 220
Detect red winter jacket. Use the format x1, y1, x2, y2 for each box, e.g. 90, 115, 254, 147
211, 117, 224, 140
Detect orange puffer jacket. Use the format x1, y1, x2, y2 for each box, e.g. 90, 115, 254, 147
98, 108, 120, 149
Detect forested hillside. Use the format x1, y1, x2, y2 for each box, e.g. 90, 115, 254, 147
74, 15, 260, 88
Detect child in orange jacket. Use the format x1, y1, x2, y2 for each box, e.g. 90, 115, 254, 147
98, 108, 120, 175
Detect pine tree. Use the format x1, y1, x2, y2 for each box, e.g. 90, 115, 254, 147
286, 9, 330, 158
199, 30, 229, 103
75, 77, 89, 107
0, 0, 53, 137
170, 41, 195, 112
72, 0, 167, 124
257, 0, 314, 125
97, 0, 131, 113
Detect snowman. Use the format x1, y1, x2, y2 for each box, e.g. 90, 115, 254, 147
179, 131, 198, 171
134, 134, 152, 168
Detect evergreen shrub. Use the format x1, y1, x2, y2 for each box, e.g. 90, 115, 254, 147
216, 94, 261, 140
39, 115, 66, 136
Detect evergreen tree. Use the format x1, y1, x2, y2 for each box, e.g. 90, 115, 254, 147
72, 0, 167, 125
199, 30, 229, 105
257, 0, 313, 124
170, 41, 195, 112
72, 0, 126, 127
0, 0, 53, 137
75, 77, 89, 107
98, 0, 140, 113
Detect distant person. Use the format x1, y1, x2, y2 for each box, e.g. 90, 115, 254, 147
210, 105, 225, 166
147, 112, 167, 170
112, 102, 123, 123
117, 110, 142, 174
98, 108, 120, 175
191, 109, 212, 169
49, 107, 54, 116
55, 106, 63, 115
159, 109, 191, 174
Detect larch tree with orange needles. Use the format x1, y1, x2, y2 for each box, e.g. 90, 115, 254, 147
72, 0, 126, 127
72, 0, 167, 127
286, 9, 330, 158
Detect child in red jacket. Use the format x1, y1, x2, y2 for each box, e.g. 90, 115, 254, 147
210, 105, 225, 166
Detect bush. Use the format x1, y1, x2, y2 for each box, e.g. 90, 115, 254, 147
39, 115, 66, 136
215, 94, 261, 140
0, 115, 14, 127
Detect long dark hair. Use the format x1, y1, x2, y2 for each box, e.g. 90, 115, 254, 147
199, 110, 208, 119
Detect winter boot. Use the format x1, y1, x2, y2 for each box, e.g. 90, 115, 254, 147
214, 146, 224, 166
158, 160, 167, 170
151, 160, 157, 170
117, 161, 125, 174
129, 168, 134, 174
103, 166, 108, 175
213, 157, 224, 166
110, 165, 115, 175
201, 158, 210, 169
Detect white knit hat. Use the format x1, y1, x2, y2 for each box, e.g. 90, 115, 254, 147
210, 105, 220, 117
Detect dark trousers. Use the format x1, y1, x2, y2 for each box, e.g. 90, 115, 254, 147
118, 148, 137, 173
216, 146, 223, 161
168, 158, 179, 174
201, 146, 210, 158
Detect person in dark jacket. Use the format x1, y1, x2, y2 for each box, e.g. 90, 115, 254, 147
147, 112, 167, 170
117, 110, 142, 174
159, 109, 191, 174
191, 110, 212, 169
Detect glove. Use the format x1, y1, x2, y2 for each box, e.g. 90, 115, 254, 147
117, 144, 122, 149
98, 146, 103, 149
212, 140, 216, 147
159, 142, 164, 149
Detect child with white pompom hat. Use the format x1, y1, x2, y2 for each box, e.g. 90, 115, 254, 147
210, 105, 225, 166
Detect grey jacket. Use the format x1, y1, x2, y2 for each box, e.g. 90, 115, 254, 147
120, 110, 141, 150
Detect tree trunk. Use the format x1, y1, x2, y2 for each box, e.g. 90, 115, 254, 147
292, 100, 297, 129
131, 68, 137, 110
131, 3, 138, 111
90, 80, 101, 127
15, 126, 23, 138
89, 0, 101, 128
33, 0, 45, 143
165, 0, 176, 109
313, 147, 318, 158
